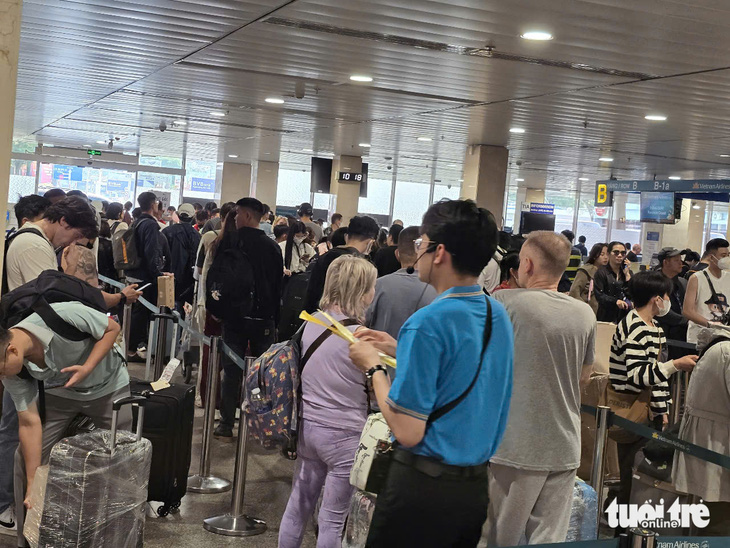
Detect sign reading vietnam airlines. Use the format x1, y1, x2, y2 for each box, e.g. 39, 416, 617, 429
595, 179, 730, 206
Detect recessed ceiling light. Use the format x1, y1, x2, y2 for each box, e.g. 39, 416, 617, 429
228, 154, 239, 158
417, 137, 432, 142
668, 176, 681, 180
693, 204, 701, 210
350, 75, 373, 82
209, 110, 226, 117
516, 178, 525, 182
509, 127, 526, 134
358, 143, 371, 148
721, 154, 730, 158
123, 152, 136, 156
579, 177, 590, 181
83, 144, 91, 148
43, 143, 54, 148
521, 31, 553, 41
599, 157, 614, 162
302, 148, 313, 152
264, 152, 271, 155
173, 120, 187, 126
265, 97, 285, 104
96, 140, 106, 144
645, 114, 667, 121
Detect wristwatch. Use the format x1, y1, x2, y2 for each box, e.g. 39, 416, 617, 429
365, 365, 387, 380
119, 292, 127, 306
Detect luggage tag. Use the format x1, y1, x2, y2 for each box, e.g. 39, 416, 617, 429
150, 358, 181, 392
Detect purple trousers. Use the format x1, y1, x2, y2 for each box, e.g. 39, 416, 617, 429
279, 419, 362, 548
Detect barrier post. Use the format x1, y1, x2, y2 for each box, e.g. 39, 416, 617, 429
153, 311, 169, 380
591, 405, 610, 536
203, 355, 266, 536
187, 336, 232, 494
628, 527, 656, 548
121, 303, 132, 356
669, 370, 688, 427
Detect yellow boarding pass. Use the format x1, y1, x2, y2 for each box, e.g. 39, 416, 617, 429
299, 310, 397, 369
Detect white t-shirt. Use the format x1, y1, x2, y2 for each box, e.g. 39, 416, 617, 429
5, 222, 57, 291
687, 269, 730, 343
279, 240, 315, 274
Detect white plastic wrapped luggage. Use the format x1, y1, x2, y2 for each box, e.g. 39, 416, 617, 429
342, 489, 377, 548
28, 396, 152, 548
566, 478, 598, 541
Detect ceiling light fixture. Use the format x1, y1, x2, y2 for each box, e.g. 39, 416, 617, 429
509, 127, 526, 134
350, 75, 373, 82
43, 143, 54, 148
302, 148, 313, 152
599, 157, 614, 162
96, 140, 106, 144
521, 31, 553, 41
83, 144, 91, 148
645, 114, 668, 121
693, 204, 701, 210
668, 176, 681, 180
228, 154, 239, 158
265, 97, 285, 104
173, 120, 187, 126
417, 137, 433, 142
123, 152, 137, 156
721, 154, 730, 158
358, 143, 371, 148
516, 178, 525, 182
579, 177, 590, 181
209, 110, 226, 117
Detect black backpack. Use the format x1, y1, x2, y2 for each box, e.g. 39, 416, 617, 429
0, 270, 108, 341
165, 223, 201, 302
206, 242, 256, 322
2, 227, 49, 295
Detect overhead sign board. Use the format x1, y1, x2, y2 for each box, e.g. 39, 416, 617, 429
595, 179, 730, 205
529, 203, 555, 215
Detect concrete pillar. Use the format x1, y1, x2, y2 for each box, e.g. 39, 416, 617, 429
329, 155, 361, 225
220, 162, 252, 204
251, 161, 278, 209
459, 145, 508, 226
0, 0, 21, 285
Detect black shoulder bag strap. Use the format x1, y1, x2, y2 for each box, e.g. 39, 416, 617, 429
300, 318, 359, 370
703, 270, 721, 305
427, 296, 493, 425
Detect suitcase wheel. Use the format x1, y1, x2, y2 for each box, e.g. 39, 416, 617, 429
157, 505, 170, 517
170, 502, 181, 514
181, 360, 193, 384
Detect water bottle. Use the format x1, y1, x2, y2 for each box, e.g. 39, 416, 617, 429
250, 388, 263, 403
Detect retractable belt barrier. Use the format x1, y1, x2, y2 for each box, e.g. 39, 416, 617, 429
665, 339, 698, 350
581, 405, 730, 470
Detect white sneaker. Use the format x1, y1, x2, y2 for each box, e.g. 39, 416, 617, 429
0, 505, 16, 535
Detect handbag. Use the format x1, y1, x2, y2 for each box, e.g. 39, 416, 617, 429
604, 384, 651, 444
350, 297, 493, 494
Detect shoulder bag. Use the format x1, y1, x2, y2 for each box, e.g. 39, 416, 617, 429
350, 296, 493, 494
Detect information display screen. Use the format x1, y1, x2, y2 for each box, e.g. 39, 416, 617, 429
640, 192, 675, 224
338, 171, 364, 182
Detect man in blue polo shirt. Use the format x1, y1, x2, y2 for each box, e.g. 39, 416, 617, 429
350, 199, 513, 547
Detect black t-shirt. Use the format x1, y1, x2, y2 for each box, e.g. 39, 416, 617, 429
374, 246, 401, 278
304, 247, 360, 313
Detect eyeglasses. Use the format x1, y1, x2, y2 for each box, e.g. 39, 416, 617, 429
611, 250, 626, 256
414, 238, 438, 252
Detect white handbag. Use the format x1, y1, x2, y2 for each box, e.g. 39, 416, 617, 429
349, 413, 392, 491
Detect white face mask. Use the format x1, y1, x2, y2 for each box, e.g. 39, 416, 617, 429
718, 257, 730, 271
656, 297, 671, 317
294, 236, 306, 245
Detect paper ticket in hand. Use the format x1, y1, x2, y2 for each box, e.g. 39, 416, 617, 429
150, 358, 180, 391
299, 311, 396, 369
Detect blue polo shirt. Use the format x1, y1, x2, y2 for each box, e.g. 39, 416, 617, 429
386, 285, 513, 466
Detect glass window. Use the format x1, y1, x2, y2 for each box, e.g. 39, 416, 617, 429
38, 163, 135, 205
392, 180, 430, 228
8, 159, 37, 203
504, 186, 518, 230
277, 169, 311, 207
610, 192, 642, 247
358, 177, 392, 216
137, 172, 182, 209
577, 192, 609, 249
544, 190, 577, 235
140, 155, 183, 169
432, 183, 460, 204
184, 159, 219, 202
709, 202, 728, 240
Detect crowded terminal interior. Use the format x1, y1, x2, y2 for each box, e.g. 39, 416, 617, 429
1, 0, 730, 547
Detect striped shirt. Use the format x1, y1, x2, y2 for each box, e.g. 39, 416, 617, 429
609, 310, 677, 416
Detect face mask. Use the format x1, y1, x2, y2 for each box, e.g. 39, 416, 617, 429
718, 257, 730, 270
656, 297, 671, 317
294, 236, 306, 245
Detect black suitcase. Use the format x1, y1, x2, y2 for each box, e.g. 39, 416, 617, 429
278, 271, 310, 342
129, 379, 195, 516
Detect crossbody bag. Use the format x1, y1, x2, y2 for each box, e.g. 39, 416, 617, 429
350, 296, 493, 494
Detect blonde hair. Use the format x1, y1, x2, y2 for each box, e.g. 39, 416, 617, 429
524, 231, 572, 280
319, 255, 377, 321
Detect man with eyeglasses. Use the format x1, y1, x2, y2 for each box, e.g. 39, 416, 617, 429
593, 241, 633, 323
349, 199, 513, 547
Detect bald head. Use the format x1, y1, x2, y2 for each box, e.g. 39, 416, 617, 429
522, 231, 571, 282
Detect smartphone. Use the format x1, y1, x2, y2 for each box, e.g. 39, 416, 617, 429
137, 282, 151, 291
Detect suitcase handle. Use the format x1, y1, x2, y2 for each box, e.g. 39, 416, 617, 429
111, 395, 147, 451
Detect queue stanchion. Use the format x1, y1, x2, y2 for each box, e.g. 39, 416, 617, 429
669, 370, 684, 427
122, 303, 132, 356
590, 405, 610, 537
187, 336, 232, 494
144, 318, 157, 381
203, 355, 266, 537
628, 528, 656, 548
153, 309, 171, 380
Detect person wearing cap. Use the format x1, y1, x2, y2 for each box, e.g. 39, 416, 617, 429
162, 203, 201, 314
298, 202, 323, 244
655, 247, 689, 350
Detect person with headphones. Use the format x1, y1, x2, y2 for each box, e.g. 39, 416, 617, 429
297, 202, 323, 245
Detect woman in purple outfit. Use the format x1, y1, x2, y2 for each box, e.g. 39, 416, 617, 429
279, 255, 377, 548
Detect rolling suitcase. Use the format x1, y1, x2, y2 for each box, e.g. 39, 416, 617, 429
129, 379, 195, 516
278, 271, 310, 342
37, 396, 151, 548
